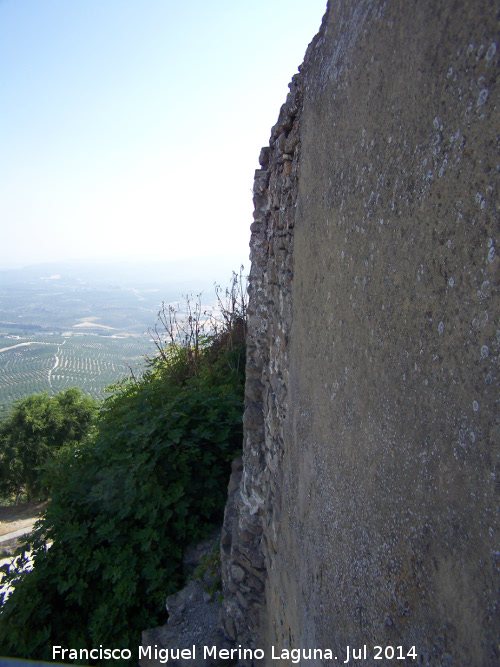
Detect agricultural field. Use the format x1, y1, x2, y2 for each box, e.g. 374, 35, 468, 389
0, 259, 244, 419
0, 334, 157, 418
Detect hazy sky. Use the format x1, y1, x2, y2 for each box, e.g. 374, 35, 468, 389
0, 0, 326, 269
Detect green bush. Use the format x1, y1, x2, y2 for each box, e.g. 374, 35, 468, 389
0, 387, 98, 502
0, 277, 246, 664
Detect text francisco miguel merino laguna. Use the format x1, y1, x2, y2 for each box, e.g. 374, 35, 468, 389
53, 644, 418, 663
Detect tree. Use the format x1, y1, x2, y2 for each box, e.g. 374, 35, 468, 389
0, 388, 97, 502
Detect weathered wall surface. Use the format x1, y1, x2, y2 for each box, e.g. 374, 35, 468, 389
221, 1, 500, 665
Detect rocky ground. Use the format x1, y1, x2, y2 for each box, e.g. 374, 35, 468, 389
140, 530, 235, 667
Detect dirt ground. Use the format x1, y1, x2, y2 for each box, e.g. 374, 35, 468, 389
0, 501, 48, 537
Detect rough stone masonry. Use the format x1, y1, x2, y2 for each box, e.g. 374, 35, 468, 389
220, 0, 500, 664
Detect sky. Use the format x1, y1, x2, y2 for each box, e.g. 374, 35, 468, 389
0, 0, 327, 270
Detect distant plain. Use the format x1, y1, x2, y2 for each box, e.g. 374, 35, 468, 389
0, 258, 242, 416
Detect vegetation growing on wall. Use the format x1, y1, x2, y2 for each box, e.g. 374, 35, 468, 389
0, 275, 247, 664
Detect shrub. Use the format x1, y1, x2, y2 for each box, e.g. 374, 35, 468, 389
0, 275, 246, 664
0, 388, 97, 503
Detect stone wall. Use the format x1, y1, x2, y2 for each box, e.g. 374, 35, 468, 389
221, 0, 500, 664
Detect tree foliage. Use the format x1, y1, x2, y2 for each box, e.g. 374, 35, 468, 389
0, 388, 97, 502
0, 276, 247, 664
